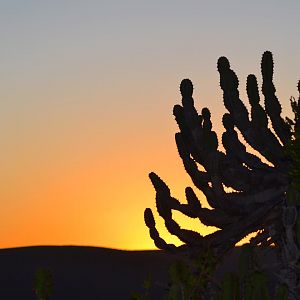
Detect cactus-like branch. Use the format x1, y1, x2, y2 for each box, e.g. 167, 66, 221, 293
145, 51, 300, 298
261, 51, 292, 145
144, 208, 177, 251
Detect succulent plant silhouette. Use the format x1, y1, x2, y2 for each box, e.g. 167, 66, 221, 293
144, 51, 300, 298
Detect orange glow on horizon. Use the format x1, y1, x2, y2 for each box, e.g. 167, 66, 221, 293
0, 106, 288, 251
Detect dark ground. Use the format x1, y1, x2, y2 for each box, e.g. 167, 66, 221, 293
0, 245, 278, 299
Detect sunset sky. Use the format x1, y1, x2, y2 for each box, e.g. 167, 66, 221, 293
0, 1, 299, 250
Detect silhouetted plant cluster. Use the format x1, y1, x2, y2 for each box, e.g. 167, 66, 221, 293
131, 245, 289, 299
144, 51, 300, 299
285, 86, 300, 191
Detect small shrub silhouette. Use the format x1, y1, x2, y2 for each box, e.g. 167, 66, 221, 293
34, 267, 53, 300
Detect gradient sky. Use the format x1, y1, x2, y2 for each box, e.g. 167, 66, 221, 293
0, 1, 299, 250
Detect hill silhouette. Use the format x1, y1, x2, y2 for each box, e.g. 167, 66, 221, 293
0, 246, 175, 299
0, 245, 279, 299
